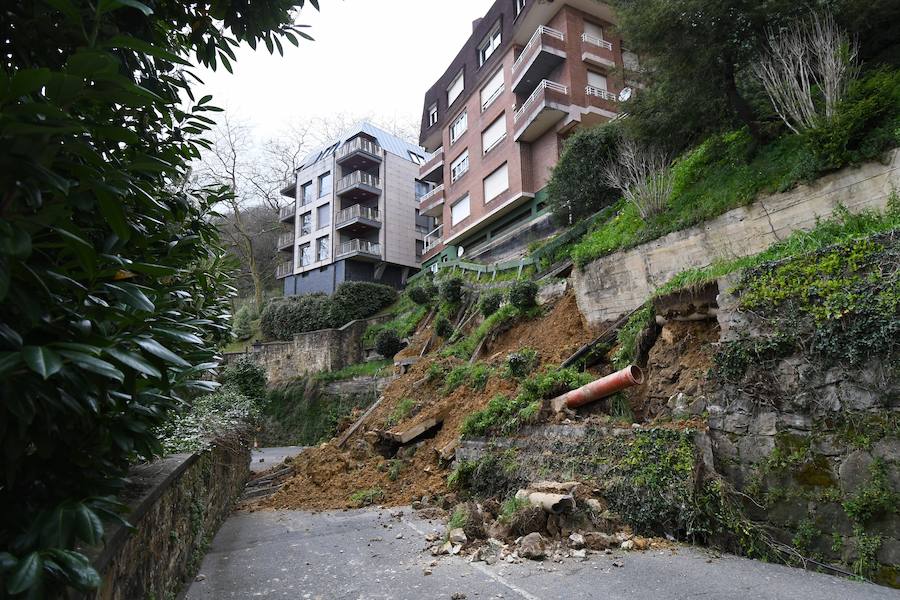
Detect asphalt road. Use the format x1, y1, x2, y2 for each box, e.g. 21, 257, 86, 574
184, 506, 896, 600
249, 446, 305, 473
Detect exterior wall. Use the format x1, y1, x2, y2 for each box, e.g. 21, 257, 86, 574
574, 149, 900, 327
293, 155, 337, 276
383, 152, 422, 268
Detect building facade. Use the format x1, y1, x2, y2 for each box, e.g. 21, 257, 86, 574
417, 0, 637, 267
276, 122, 432, 296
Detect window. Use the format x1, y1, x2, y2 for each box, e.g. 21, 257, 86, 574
447, 70, 464, 106
478, 25, 501, 66
450, 110, 467, 144
428, 103, 438, 126
301, 181, 313, 205
587, 71, 608, 90
316, 203, 330, 229
450, 149, 469, 183
416, 239, 424, 259
316, 236, 329, 261
451, 194, 470, 226
299, 243, 312, 267
584, 21, 604, 43
415, 180, 432, 200
483, 163, 509, 202
480, 68, 504, 111
515, 0, 526, 16
408, 151, 425, 165
300, 212, 312, 236
481, 114, 506, 155
318, 171, 332, 198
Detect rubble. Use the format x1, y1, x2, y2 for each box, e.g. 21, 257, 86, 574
518, 532, 546, 560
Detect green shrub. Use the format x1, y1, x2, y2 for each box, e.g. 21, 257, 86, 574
434, 315, 454, 338
259, 294, 334, 341
439, 276, 464, 305
507, 279, 538, 310
157, 388, 260, 455
219, 356, 267, 401
505, 348, 538, 379
375, 329, 402, 358
478, 291, 503, 317
442, 363, 493, 395
232, 304, 257, 341
349, 488, 384, 507
409, 281, 437, 305
329, 281, 397, 326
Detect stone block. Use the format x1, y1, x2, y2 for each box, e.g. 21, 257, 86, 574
878, 538, 900, 566
723, 412, 751, 434
737, 435, 775, 464
839, 450, 874, 494
749, 412, 777, 436
838, 381, 882, 411
873, 437, 900, 463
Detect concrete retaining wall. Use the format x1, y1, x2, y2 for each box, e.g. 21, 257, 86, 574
575, 149, 900, 326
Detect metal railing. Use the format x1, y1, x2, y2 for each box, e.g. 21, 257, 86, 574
277, 231, 294, 248
336, 204, 380, 225
337, 137, 381, 160
337, 239, 381, 257
585, 85, 617, 101
337, 171, 380, 193
275, 261, 293, 278
279, 202, 295, 220
513, 26, 565, 71
581, 33, 613, 51
418, 184, 444, 205
423, 224, 443, 252
514, 80, 568, 123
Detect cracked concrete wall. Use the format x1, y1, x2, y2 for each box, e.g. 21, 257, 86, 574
574, 149, 900, 326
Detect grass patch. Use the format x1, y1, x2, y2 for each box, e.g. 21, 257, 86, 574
448, 505, 468, 530
349, 488, 384, 507
499, 496, 530, 524
385, 398, 415, 428
442, 304, 540, 361
363, 293, 429, 347
441, 362, 494, 395
315, 359, 392, 384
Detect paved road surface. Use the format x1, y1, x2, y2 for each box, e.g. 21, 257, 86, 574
185, 507, 895, 600
250, 447, 305, 473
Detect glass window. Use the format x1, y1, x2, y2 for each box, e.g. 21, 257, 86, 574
587, 71, 608, 90
515, 0, 526, 16
301, 181, 313, 205
447, 70, 464, 106
408, 151, 425, 165
415, 180, 432, 200
450, 149, 469, 183
429, 103, 438, 126
478, 25, 501, 66
316, 203, 330, 229
300, 212, 312, 236
480, 68, 504, 111
450, 110, 467, 144
451, 194, 470, 226
584, 22, 604, 44
317, 236, 329, 261
318, 171, 332, 198
482, 114, 507, 155
483, 163, 509, 202
299, 243, 312, 267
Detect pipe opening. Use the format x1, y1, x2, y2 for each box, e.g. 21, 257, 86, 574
629, 365, 645, 385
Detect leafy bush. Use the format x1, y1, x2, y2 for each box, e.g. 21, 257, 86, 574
507, 279, 538, 310
260, 294, 334, 341
233, 304, 257, 341
157, 389, 260, 455
409, 281, 437, 305
329, 281, 397, 326
478, 291, 503, 317
375, 329, 402, 358
219, 356, 267, 401
434, 315, 454, 339
439, 276, 464, 305
442, 363, 493, 395
547, 124, 622, 224
506, 348, 539, 379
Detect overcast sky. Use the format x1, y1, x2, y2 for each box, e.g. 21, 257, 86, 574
195, 0, 495, 145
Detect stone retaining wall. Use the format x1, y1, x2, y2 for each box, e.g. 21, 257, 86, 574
575, 149, 900, 326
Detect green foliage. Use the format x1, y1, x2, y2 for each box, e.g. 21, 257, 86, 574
408, 281, 437, 305
505, 348, 538, 379
434, 315, 454, 339
363, 293, 428, 347
156, 389, 258, 455
375, 329, 402, 359
328, 282, 398, 327
447, 449, 524, 498
478, 291, 503, 318
851, 527, 884, 579
498, 496, 531, 524
570, 201, 644, 268
232, 305, 258, 341
385, 398, 415, 428
442, 363, 493, 396
507, 279, 538, 311
349, 488, 384, 507
612, 304, 656, 369
546, 124, 622, 223
314, 359, 392, 384
219, 356, 267, 401
713, 332, 796, 383
439, 276, 464, 305
442, 304, 540, 361
843, 460, 899, 524
448, 506, 468, 531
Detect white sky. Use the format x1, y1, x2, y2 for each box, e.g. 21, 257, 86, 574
195, 0, 495, 143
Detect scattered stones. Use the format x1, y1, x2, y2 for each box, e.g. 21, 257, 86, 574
612, 560, 624, 568
568, 532, 585, 549
395, 533, 404, 539
583, 532, 617, 551
571, 549, 587, 560
519, 532, 546, 560
451, 593, 467, 600
449, 528, 468, 545
620, 540, 635, 551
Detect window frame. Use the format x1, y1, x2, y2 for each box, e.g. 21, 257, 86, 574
483, 162, 509, 203
299, 242, 312, 267
428, 103, 438, 126
480, 68, 505, 112
300, 212, 312, 236
316, 203, 330, 229
450, 149, 470, 183
447, 70, 465, 107
478, 24, 502, 67
515, 0, 526, 17
449, 109, 468, 145
300, 181, 313, 205
317, 171, 332, 198
481, 113, 507, 155
316, 236, 330, 262
450, 194, 471, 226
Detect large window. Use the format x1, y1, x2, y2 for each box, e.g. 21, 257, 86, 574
478, 25, 501, 66
447, 70, 464, 106
515, 0, 526, 16
584, 21, 604, 44
450, 149, 469, 183
415, 180, 432, 200
482, 114, 507, 155
587, 70, 608, 91
300, 212, 312, 236
480, 68, 504, 111
451, 194, 470, 226
301, 181, 313, 205
299, 243, 312, 267
318, 171, 332, 198
483, 163, 509, 202
316, 236, 329, 261
450, 110, 467, 144
428, 103, 438, 126
316, 203, 330, 229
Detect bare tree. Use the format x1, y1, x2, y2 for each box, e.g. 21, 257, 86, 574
310, 112, 419, 145
753, 13, 858, 134
602, 138, 674, 220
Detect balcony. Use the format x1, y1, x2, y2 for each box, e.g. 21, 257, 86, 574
581, 33, 616, 69
336, 171, 381, 201
280, 177, 297, 198
585, 85, 620, 117
419, 148, 444, 183
336, 137, 382, 172
512, 26, 566, 97
277, 231, 294, 251
275, 260, 293, 279
279, 201, 296, 222
418, 184, 445, 218
513, 80, 570, 142
335, 204, 381, 234
336, 238, 382, 262
423, 224, 443, 254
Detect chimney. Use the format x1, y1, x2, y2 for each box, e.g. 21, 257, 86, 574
472, 17, 483, 32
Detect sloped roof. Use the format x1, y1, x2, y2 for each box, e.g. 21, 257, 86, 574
298, 121, 426, 170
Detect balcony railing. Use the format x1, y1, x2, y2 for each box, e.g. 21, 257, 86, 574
424, 224, 443, 252
279, 202, 296, 221
275, 261, 293, 279
277, 231, 294, 249
337, 239, 381, 257
582, 33, 613, 51
513, 26, 564, 72
337, 137, 381, 160
514, 80, 568, 123
336, 204, 380, 226
337, 171, 380, 194
418, 184, 444, 205
585, 85, 617, 101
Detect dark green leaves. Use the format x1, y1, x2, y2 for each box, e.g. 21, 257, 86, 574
7, 552, 42, 595
135, 338, 191, 367
104, 347, 162, 378
22, 347, 62, 379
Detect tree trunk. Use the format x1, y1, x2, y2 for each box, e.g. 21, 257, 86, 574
249, 251, 264, 311
722, 61, 763, 143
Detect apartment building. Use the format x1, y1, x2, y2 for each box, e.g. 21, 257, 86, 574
276, 122, 433, 296
417, 0, 636, 267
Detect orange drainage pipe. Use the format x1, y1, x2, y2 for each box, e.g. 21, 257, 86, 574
550, 365, 645, 412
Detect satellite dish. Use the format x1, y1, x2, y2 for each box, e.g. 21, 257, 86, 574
457, 246, 465, 258
618, 87, 633, 102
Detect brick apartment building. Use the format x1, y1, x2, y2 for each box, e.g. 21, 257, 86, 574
416, 0, 637, 267
276, 122, 433, 296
